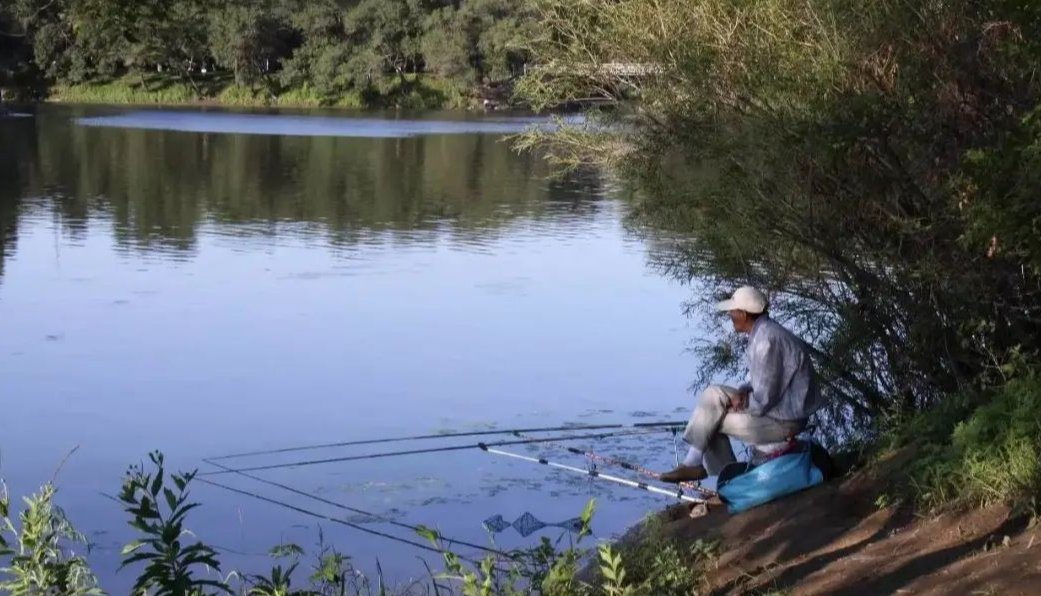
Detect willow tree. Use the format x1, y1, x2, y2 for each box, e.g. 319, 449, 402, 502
517, 0, 1041, 432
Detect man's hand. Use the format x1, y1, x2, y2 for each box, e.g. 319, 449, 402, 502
729, 389, 749, 411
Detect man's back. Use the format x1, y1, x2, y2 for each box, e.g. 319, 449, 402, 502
746, 317, 821, 421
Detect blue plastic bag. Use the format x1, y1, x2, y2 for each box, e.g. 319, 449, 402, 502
717, 449, 824, 514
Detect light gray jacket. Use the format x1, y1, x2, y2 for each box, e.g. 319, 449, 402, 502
737, 316, 822, 421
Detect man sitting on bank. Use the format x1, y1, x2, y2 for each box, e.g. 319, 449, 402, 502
661, 286, 823, 483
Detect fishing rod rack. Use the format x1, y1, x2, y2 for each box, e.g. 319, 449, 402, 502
200, 420, 712, 561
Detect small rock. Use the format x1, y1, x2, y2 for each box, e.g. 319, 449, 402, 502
689, 503, 709, 518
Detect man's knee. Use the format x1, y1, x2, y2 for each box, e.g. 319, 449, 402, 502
699, 385, 732, 409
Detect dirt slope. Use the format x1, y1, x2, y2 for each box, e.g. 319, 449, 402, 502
644, 454, 1041, 595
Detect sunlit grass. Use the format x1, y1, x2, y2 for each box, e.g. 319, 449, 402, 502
49, 73, 470, 110
886, 377, 1041, 511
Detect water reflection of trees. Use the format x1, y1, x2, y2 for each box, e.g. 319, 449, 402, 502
0, 108, 606, 275
0, 116, 37, 280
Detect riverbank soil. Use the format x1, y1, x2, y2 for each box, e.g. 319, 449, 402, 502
644, 452, 1041, 595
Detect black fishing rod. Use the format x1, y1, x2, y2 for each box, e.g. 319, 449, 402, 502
209, 421, 686, 461
200, 428, 664, 476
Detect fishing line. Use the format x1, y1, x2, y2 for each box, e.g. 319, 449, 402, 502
198, 478, 496, 566
201, 428, 664, 476
672, 430, 682, 468
208, 421, 686, 461
203, 458, 509, 558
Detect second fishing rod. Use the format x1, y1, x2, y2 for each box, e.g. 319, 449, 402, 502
201, 427, 675, 476
210, 420, 686, 461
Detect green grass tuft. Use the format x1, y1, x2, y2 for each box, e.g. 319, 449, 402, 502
897, 377, 1041, 510
47, 73, 469, 110
272, 84, 364, 109
51, 77, 200, 105
598, 515, 719, 595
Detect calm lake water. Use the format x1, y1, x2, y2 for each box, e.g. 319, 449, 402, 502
0, 105, 699, 590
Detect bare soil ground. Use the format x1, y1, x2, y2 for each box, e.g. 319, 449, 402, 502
639, 452, 1041, 595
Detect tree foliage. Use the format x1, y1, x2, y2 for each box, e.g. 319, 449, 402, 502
422, 0, 538, 87
518, 0, 1041, 435
0, 0, 537, 104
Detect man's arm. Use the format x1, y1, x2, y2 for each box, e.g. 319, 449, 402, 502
746, 337, 787, 416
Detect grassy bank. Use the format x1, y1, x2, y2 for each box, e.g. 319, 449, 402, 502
880, 376, 1041, 512
48, 73, 473, 110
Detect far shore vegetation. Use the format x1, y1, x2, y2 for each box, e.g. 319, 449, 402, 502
1, 0, 537, 110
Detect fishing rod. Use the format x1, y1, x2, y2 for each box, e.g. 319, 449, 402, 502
201, 428, 665, 476
511, 431, 716, 498
209, 421, 686, 461
478, 443, 706, 504
202, 458, 509, 558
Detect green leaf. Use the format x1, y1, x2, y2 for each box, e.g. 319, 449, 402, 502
268, 543, 305, 559
121, 540, 146, 555
163, 488, 178, 513
168, 502, 200, 526
415, 525, 441, 546
173, 475, 188, 492
150, 468, 164, 497
578, 498, 597, 540
137, 496, 160, 519
120, 551, 160, 569
161, 522, 179, 544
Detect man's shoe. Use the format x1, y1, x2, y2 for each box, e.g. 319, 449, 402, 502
660, 465, 707, 483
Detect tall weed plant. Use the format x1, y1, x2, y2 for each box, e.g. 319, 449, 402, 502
0, 482, 102, 595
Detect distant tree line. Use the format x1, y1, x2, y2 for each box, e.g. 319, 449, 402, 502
0, 0, 538, 104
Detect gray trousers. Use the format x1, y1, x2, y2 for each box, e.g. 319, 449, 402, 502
683, 385, 806, 475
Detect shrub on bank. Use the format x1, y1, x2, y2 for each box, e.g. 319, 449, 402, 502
887, 377, 1041, 511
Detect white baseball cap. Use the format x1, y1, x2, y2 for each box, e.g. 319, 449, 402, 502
716, 286, 768, 314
